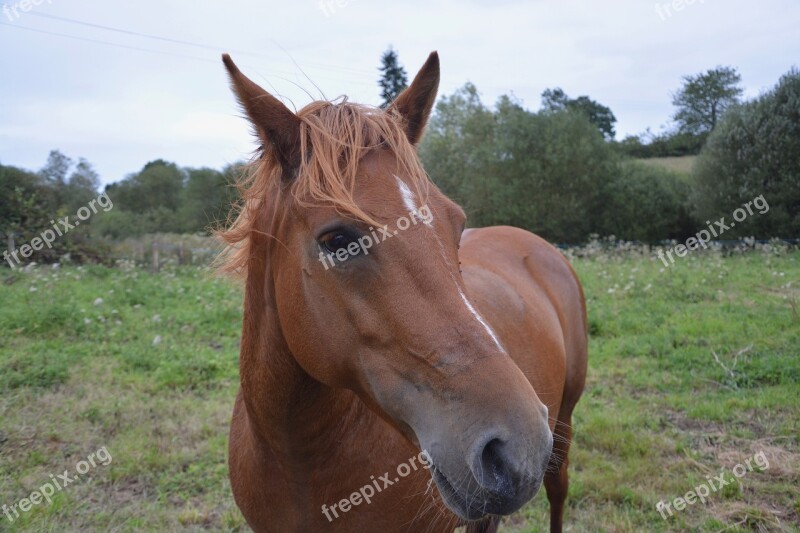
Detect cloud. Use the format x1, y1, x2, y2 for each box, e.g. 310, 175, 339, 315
1, 0, 798, 183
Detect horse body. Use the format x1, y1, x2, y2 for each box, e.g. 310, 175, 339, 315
219, 51, 587, 533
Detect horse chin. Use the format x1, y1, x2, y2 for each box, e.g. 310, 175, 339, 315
430, 460, 543, 521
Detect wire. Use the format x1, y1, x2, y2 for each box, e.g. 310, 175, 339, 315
0, 21, 377, 88
0, 21, 217, 64
26, 11, 379, 78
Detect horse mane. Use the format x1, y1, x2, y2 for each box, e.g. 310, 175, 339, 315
215, 98, 431, 277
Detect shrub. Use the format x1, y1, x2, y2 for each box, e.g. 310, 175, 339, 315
693, 69, 800, 238
421, 86, 617, 243
601, 160, 695, 241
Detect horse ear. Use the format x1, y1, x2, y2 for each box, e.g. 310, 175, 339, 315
222, 54, 302, 173
389, 51, 440, 145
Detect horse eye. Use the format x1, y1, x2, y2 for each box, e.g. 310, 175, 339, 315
321, 232, 355, 255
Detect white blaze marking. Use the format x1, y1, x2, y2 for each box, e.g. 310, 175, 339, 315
394, 176, 499, 351
457, 287, 505, 353
395, 175, 432, 227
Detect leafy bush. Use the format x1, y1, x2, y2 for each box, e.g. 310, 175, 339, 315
616, 131, 706, 158
1, 159, 111, 265
693, 68, 800, 238
601, 161, 696, 241
421, 86, 617, 243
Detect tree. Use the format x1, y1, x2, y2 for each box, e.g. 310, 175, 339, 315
0, 164, 51, 260
693, 68, 800, 238
101, 160, 186, 235
492, 104, 617, 241
421, 84, 618, 242
106, 160, 185, 215
39, 149, 73, 206
672, 66, 743, 135
419, 83, 497, 222
378, 47, 408, 108
616, 130, 706, 158
541, 88, 617, 140
601, 161, 695, 241
40, 149, 72, 187
541, 88, 570, 111
63, 158, 101, 212
179, 167, 234, 232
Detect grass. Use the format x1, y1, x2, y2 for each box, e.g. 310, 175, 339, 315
0, 264, 244, 532
504, 243, 799, 532
1, 245, 798, 532
638, 155, 697, 176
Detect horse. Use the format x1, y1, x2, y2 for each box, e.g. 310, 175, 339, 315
218, 50, 588, 533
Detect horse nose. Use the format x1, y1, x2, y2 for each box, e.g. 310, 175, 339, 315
469, 423, 551, 506
471, 436, 517, 498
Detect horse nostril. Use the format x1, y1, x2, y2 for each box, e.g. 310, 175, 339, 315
473, 437, 515, 497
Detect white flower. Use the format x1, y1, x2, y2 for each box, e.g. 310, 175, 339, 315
152, 335, 162, 346
93, 298, 104, 306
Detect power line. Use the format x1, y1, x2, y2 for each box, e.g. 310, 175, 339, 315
26, 11, 379, 78
0, 22, 377, 88
0, 21, 217, 64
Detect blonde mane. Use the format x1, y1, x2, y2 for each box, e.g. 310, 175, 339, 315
216, 99, 432, 276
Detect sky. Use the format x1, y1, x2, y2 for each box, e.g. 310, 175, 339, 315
1, 0, 798, 186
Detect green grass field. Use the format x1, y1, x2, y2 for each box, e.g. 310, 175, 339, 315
638, 156, 698, 176
1, 245, 798, 532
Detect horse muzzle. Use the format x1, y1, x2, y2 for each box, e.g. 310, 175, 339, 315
427, 418, 553, 521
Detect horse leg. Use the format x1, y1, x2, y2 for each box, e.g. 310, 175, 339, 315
465, 516, 501, 533
544, 416, 572, 533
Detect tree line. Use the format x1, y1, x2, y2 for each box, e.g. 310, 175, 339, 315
1, 54, 797, 265
418, 69, 798, 243
382, 47, 797, 243
1, 155, 240, 264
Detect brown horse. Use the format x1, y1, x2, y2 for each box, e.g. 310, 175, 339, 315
218, 51, 587, 533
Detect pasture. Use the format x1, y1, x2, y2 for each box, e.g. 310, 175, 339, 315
637, 156, 697, 176
1, 245, 798, 532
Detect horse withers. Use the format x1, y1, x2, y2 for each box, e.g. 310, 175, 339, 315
218, 51, 587, 532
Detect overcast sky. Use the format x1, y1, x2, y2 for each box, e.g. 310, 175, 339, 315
1, 0, 798, 185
